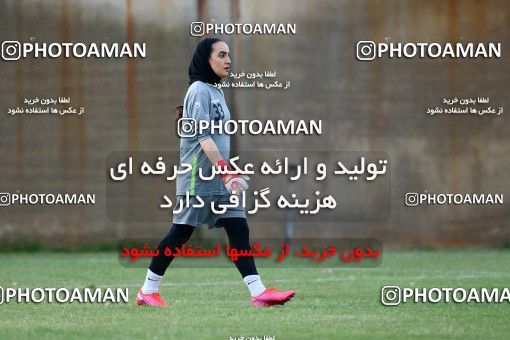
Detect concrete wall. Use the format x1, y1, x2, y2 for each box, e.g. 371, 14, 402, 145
0, 0, 508, 247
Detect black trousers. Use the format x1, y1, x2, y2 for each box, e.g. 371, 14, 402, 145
149, 217, 258, 278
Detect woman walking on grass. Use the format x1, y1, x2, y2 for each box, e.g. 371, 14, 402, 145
136, 37, 296, 308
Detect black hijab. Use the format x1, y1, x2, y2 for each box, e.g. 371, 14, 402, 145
188, 38, 223, 85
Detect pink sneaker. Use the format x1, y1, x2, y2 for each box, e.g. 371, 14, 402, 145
251, 288, 296, 307
136, 289, 169, 307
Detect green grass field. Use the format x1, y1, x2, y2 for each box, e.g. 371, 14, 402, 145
0, 249, 509, 339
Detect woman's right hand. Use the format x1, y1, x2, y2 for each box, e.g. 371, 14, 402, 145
222, 174, 250, 195
215, 159, 250, 195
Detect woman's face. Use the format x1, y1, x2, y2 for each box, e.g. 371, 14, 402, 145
209, 41, 231, 78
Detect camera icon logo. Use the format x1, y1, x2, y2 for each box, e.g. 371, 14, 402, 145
190, 22, 205, 37
177, 118, 197, 138
356, 41, 376, 61
405, 193, 419, 207
0, 193, 11, 206
2, 41, 21, 61
381, 285, 401, 306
